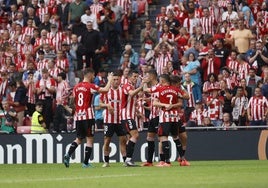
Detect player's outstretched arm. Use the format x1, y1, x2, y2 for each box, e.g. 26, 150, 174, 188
99, 73, 113, 93
129, 86, 143, 97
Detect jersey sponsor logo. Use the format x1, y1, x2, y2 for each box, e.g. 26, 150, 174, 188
164, 114, 178, 118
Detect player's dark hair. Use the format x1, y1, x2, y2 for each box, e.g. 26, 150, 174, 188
159, 74, 171, 84
58, 72, 66, 80
147, 69, 157, 78
83, 68, 95, 77
170, 75, 181, 84
128, 69, 139, 77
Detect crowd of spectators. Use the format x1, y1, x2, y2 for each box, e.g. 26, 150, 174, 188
0, 0, 268, 133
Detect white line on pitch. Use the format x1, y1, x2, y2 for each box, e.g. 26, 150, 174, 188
1, 174, 141, 184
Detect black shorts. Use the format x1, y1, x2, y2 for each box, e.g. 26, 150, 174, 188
158, 122, 178, 137
104, 123, 127, 137
76, 119, 95, 139
178, 120, 186, 133
148, 117, 159, 133
121, 119, 137, 133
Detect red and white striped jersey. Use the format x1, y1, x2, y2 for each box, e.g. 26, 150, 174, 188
207, 96, 222, 120
209, 6, 224, 24
0, 79, 8, 99
226, 58, 239, 74
217, 0, 231, 8
183, 17, 200, 36
247, 96, 268, 121
166, 3, 180, 17
19, 43, 34, 58
62, 36, 71, 45
155, 13, 167, 31
200, 16, 215, 35
120, 75, 128, 87
121, 82, 138, 120
224, 76, 236, 90
37, 7, 49, 23
182, 82, 195, 107
194, 8, 203, 19
154, 52, 172, 75
90, 3, 103, 16
238, 62, 250, 80
100, 87, 122, 124
15, 34, 26, 45
36, 59, 48, 71
55, 58, 69, 72
203, 81, 220, 93
251, 3, 261, 20
56, 80, 70, 105
231, 96, 248, 120
36, 77, 56, 100
48, 67, 61, 79
135, 97, 148, 131
261, 10, 268, 24
73, 82, 100, 121
116, 0, 131, 14
23, 79, 36, 104
150, 85, 184, 123
48, 31, 64, 51
22, 27, 34, 37
256, 20, 268, 39
17, 60, 28, 72
34, 38, 52, 49
9, 30, 16, 41
149, 84, 160, 119
190, 109, 206, 125
159, 32, 174, 43
206, 58, 219, 77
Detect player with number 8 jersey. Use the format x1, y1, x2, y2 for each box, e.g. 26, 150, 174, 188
64, 68, 113, 168
73, 82, 99, 121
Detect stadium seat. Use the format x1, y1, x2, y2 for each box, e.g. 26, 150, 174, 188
17, 126, 31, 134
23, 116, 32, 126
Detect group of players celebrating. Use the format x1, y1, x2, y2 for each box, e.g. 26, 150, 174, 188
63, 67, 190, 168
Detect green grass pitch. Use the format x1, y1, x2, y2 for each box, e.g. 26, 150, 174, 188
0, 160, 268, 188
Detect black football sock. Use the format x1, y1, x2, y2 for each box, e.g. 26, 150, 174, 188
174, 139, 184, 158
162, 141, 170, 163
123, 156, 126, 162
104, 156, 109, 163
147, 141, 155, 163
83, 146, 92, 165
182, 149, 186, 157
67, 142, 78, 156
159, 154, 165, 162
126, 140, 136, 158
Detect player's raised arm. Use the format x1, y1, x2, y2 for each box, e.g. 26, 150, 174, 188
98, 72, 113, 93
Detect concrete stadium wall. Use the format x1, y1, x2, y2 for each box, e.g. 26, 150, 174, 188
0, 130, 267, 164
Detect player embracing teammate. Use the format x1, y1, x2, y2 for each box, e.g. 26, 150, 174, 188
64, 69, 191, 167
143, 73, 190, 167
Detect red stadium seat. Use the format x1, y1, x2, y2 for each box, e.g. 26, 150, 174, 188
17, 126, 31, 134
